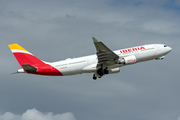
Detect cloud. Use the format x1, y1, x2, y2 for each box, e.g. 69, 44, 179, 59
0, 108, 76, 120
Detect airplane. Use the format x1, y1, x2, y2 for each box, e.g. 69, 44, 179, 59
8, 37, 172, 80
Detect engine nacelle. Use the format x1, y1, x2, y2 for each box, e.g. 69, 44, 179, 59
108, 68, 120, 74
156, 56, 165, 60
117, 55, 137, 65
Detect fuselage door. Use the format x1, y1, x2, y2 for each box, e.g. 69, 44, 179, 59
154, 45, 157, 55
154, 45, 161, 56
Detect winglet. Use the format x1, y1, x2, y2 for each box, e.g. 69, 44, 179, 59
92, 37, 99, 42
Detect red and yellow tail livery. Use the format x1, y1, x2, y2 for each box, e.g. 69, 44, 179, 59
8, 43, 63, 76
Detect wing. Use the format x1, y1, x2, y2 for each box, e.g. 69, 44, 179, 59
92, 37, 119, 69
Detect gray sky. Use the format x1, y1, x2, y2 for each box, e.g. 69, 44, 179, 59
1, 0, 180, 120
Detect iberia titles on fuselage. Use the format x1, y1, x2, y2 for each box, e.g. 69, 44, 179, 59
120, 46, 145, 53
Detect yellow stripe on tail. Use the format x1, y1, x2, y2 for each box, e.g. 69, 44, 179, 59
8, 43, 29, 52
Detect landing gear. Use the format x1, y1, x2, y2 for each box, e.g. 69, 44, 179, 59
104, 69, 109, 74
97, 68, 104, 76
93, 74, 97, 80
92, 68, 109, 80
97, 68, 109, 76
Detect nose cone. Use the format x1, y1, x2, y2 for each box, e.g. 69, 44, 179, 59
167, 46, 172, 53
164, 46, 172, 55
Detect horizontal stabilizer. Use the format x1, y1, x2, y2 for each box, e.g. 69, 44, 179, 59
22, 64, 38, 72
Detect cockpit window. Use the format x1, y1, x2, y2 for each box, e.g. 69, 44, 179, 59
164, 45, 167, 47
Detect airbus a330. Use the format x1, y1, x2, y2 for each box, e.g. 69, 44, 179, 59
9, 37, 172, 80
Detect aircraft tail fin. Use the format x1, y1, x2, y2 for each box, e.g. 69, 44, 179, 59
8, 43, 45, 68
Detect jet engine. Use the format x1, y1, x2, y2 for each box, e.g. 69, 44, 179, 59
117, 55, 137, 65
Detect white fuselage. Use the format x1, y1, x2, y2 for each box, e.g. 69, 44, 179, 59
50, 44, 171, 76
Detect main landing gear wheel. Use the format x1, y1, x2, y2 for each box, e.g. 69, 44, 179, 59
104, 69, 109, 74
93, 74, 97, 80
97, 68, 104, 76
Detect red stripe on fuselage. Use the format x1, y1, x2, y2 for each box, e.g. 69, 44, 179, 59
13, 52, 63, 76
